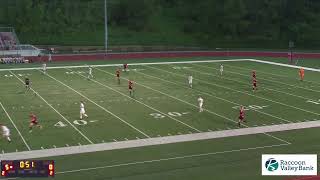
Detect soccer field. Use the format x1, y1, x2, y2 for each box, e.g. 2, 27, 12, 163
0, 58, 319, 180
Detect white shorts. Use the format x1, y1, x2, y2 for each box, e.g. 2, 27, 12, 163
80, 109, 86, 114
199, 103, 203, 107
3, 130, 10, 137
189, 80, 192, 84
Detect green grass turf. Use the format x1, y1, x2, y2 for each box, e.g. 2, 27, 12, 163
17, 128, 320, 180
0, 58, 319, 179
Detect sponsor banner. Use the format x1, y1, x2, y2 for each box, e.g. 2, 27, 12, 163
262, 154, 317, 176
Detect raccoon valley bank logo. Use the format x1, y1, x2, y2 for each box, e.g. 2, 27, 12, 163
265, 158, 279, 172
262, 155, 317, 176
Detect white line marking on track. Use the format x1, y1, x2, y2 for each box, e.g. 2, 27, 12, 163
0, 102, 31, 151
125, 138, 129, 141
44, 70, 150, 138
78, 143, 82, 146
41, 147, 44, 150
9, 71, 94, 144
66, 144, 69, 147
53, 145, 57, 148
113, 139, 117, 142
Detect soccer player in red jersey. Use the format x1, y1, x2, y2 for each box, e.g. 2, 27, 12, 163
252, 70, 256, 79
116, 68, 121, 84
238, 106, 246, 127
123, 64, 128, 72
29, 112, 42, 133
128, 80, 134, 97
252, 78, 257, 92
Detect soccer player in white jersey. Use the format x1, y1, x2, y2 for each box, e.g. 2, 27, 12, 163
88, 66, 94, 79
220, 64, 224, 76
188, 75, 193, 88
80, 101, 88, 119
42, 62, 47, 74
0, 124, 11, 142
48, 53, 52, 62
198, 96, 204, 112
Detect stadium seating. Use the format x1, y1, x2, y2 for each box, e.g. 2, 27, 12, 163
0, 32, 18, 50
0, 56, 27, 64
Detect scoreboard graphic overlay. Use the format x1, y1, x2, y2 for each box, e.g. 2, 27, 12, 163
1, 160, 55, 177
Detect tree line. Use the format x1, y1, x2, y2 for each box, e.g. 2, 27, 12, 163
0, 0, 319, 48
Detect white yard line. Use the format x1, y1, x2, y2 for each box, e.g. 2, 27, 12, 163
56, 143, 288, 175
192, 64, 312, 101
0, 102, 31, 151
9, 71, 94, 144
4, 118, 320, 160
0, 59, 250, 71
96, 68, 290, 145
96, 68, 238, 125
147, 66, 320, 117
70, 68, 201, 133
250, 59, 320, 72
142, 66, 292, 124
42, 71, 150, 138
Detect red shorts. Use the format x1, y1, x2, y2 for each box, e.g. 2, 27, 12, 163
239, 116, 244, 120
31, 121, 38, 125
253, 83, 257, 87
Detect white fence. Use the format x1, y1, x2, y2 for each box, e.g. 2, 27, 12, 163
0, 44, 41, 57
